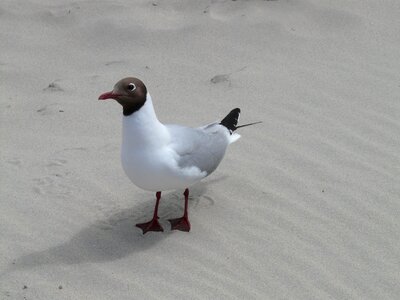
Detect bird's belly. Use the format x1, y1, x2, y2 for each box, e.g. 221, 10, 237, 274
121, 147, 200, 191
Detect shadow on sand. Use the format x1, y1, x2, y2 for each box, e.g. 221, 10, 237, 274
4, 178, 225, 275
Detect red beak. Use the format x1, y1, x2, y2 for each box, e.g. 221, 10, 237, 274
98, 91, 121, 100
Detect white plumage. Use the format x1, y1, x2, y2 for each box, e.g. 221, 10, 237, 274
121, 93, 240, 192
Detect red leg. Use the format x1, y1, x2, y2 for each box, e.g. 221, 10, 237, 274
169, 188, 191, 232
136, 191, 164, 234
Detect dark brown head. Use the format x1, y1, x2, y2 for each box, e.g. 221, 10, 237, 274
98, 77, 147, 116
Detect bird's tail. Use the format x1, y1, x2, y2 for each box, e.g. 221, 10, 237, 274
220, 108, 262, 134
220, 108, 241, 133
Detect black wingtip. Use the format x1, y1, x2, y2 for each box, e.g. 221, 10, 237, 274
220, 108, 241, 133
220, 108, 261, 133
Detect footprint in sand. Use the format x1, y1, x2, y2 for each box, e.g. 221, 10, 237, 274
191, 195, 215, 209
105, 60, 124, 66
33, 158, 71, 197
43, 81, 63, 92
32, 174, 71, 197
210, 66, 247, 85
36, 103, 59, 115
211, 73, 230, 84
46, 158, 67, 167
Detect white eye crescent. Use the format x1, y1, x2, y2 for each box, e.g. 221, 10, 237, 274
127, 83, 136, 92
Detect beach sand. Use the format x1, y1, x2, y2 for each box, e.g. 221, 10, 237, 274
1, 0, 399, 299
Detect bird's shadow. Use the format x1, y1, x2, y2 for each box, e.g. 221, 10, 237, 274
3, 178, 225, 276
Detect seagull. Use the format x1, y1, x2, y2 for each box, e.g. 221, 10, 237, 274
98, 77, 260, 234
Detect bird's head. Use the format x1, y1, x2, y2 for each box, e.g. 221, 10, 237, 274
98, 77, 147, 116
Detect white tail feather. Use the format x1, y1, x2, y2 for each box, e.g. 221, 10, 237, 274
229, 133, 241, 144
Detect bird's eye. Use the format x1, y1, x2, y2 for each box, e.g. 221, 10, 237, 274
127, 83, 136, 92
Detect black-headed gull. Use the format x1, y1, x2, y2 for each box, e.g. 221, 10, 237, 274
99, 77, 260, 234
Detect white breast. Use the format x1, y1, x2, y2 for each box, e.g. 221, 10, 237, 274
120, 94, 205, 191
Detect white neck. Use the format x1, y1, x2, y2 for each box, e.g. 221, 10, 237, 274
122, 93, 169, 149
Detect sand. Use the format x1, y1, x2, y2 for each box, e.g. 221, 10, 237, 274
1, 0, 400, 299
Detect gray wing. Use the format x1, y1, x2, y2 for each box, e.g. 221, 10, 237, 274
166, 123, 230, 176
